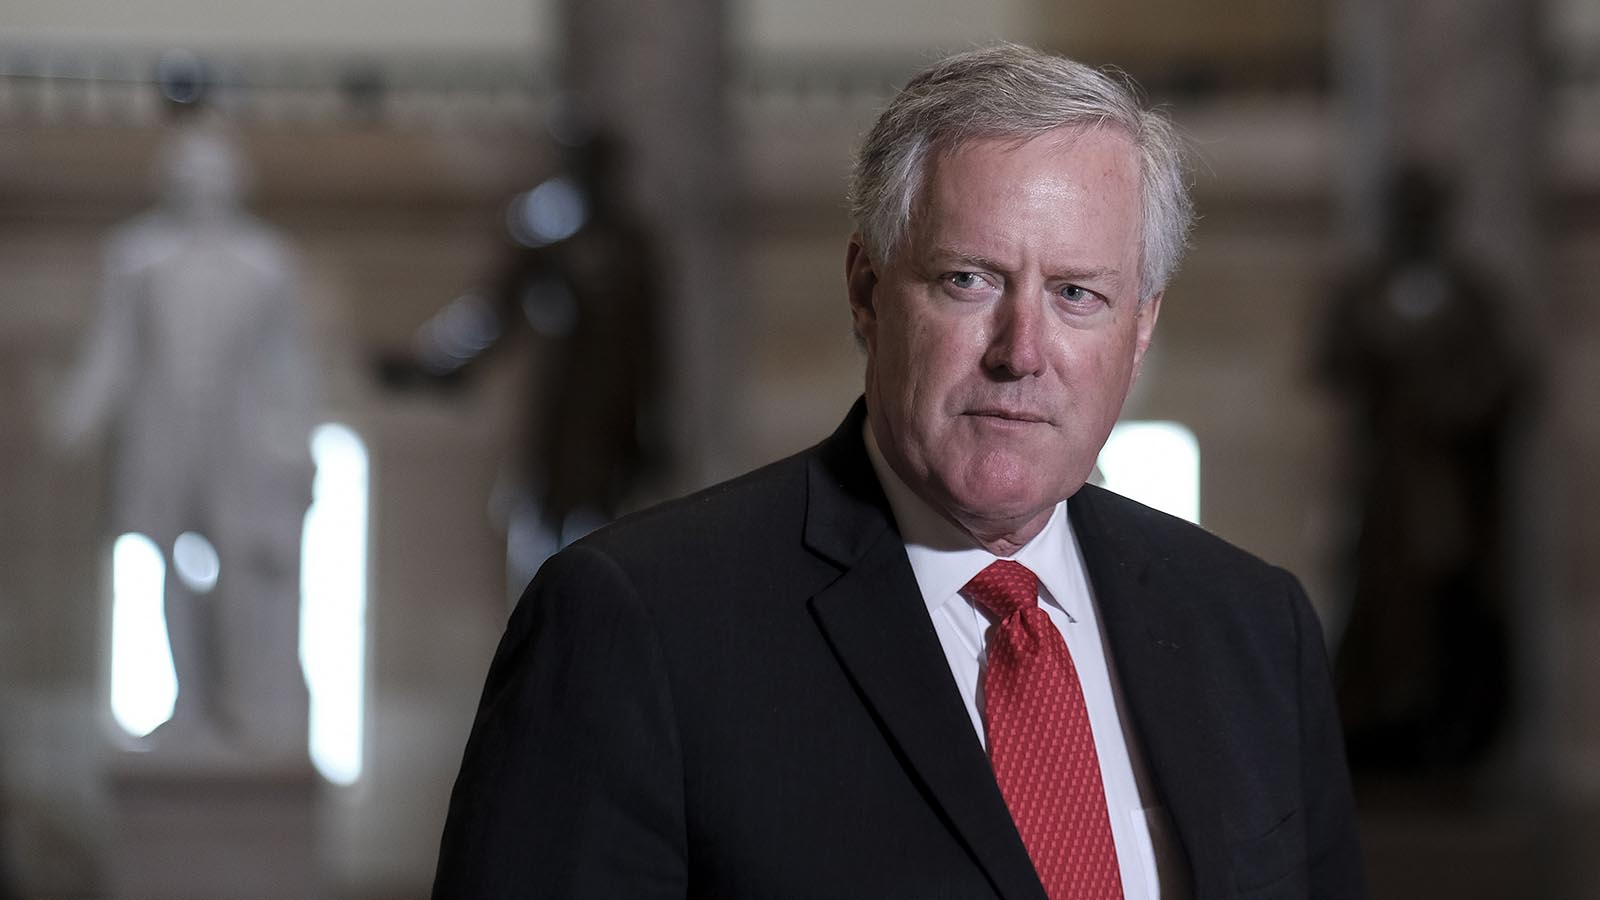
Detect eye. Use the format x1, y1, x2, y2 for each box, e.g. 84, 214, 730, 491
1059, 284, 1094, 303
947, 271, 986, 290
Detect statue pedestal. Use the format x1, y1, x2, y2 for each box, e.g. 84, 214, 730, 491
106, 753, 324, 900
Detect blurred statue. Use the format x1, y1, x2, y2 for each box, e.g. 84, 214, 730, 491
55, 127, 317, 762
380, 129, 664, 597
1319, 165, 1523, 774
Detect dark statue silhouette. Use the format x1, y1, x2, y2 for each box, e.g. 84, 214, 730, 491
379, 130, 664, 595
1320, 166, 1524, 775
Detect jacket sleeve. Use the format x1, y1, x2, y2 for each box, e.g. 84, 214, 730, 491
431, 543, 688, 899
1286, 573, 1368, 899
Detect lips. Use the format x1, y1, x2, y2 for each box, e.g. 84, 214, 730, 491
966, 408, 1051, 424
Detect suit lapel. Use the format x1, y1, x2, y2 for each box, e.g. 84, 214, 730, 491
802, 404, 1047, 900
1070, 486, 1230, 897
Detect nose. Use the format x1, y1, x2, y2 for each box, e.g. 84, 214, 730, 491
982, 291, 1047, 378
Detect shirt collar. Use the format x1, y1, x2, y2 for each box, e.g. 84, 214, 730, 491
863, 418, 1088, 623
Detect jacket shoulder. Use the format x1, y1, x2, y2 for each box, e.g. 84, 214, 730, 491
1071, 483, 1284, 580
541, 443, 843, 609
584, 448, 811, 558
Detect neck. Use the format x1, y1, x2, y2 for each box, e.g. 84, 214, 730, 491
943, 508, 1052, 558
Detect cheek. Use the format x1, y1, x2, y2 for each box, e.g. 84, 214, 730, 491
1078, 342, 1142, 416
903, 329, 970, 422
880, 311, 934, 383
876, 294, 990, 422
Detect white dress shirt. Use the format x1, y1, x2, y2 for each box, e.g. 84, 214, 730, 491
864, 422, 1188, 899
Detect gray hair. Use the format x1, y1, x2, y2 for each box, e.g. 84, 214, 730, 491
849, 43, 1193, 301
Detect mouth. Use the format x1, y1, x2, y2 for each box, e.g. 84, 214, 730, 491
966, 408, 1051, 425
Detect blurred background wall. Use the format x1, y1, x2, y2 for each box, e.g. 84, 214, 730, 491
1, 0, 1598, 897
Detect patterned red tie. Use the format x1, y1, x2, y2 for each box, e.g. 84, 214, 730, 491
962, 560, 1123, 900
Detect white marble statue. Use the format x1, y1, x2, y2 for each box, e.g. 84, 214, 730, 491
56, 127, 317, 762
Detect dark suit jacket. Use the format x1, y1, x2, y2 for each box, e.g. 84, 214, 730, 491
432, 402, 1365, 899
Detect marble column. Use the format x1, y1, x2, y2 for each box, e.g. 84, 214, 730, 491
559, 0, 740, 494
1333, 0, 1546, 302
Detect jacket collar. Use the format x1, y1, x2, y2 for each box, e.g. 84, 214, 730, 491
803, 398, 1049, 900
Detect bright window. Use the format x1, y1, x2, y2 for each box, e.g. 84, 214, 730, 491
109, 533, 177, 738
1096, 421, 1201, 524
300, 423, 370, 786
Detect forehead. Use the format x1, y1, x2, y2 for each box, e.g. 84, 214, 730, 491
921, 127, 1141, 210
909, 127, 1144, 267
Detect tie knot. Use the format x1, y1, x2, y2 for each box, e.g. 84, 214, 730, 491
960, 559, 1040, 620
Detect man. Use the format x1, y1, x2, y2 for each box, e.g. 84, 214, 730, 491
432, 44, 1365, 899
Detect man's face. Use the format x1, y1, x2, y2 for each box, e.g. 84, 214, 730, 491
847, 127, 1161, 550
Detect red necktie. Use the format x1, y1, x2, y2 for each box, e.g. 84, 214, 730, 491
962, 560, 1124, 900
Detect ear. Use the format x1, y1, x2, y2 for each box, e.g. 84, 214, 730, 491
845, 234, 879, 347
1131, 291, 1163, 380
